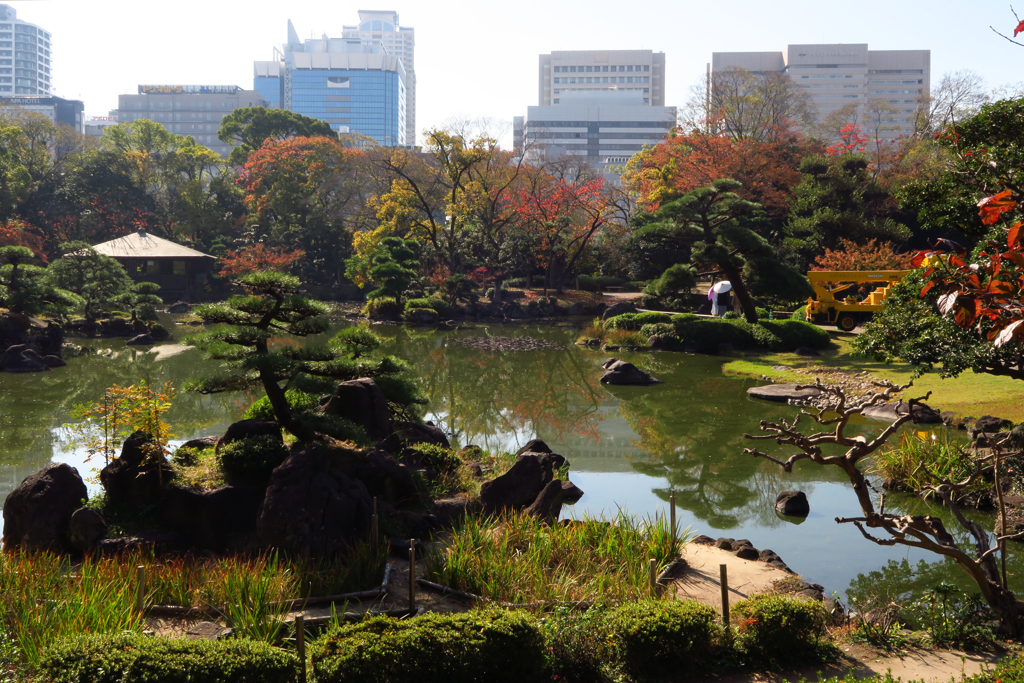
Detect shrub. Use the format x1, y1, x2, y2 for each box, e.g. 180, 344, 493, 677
639, 322, 675, 339
292, 413, 368, 445
541, 604, 614, 682
605, 311, 672, 330
672, 316, 757, 354
308, 609, 545, 683
405, 297, 454, 318
605, 328, 648, 347
755, 306, 769, 320
403, 306, 439, 324
757, 319, 831, 350
578, 274, 626, 291
410, 442, 462, 476
244, 390, 321, 421
41, 632, 298, 683
218, 435, 290, 483
791, 305, 808, 321
362, 296, 401, 319
733, 594, 829, 666
606, 599, 718, 681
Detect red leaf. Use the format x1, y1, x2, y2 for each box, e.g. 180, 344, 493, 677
1010, 222, 1023, 249
954, 303, 977, 328
919, 280, 935, 297
995, 319, 1024, 347
989, 280, 1015, 295
1015, 19, 1024, 36
978, 190, 1017, 226
912, 250, 935, 268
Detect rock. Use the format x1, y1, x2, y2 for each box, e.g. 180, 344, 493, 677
2, 463, 88, 552
95, 530, 182, 555
823, 597, 846, 622
167, 301, 192, 314
715, 537, 735, 550
431, 497, 481, 527
602, 301, 637, 320
516, 439, 553, 455
357, 450, 418, 505
179, 435, 219, 452
216, 419, 282, 454
125, 334, 154, 346
561, 480, 585, 504
758, 549, 781, 563
735, 546, 760, 561
794, 346, 821, 357
382, 420, 451, 452
257, 440, 374, 557
567, 303, 585, 316
690, 534, 716, 545
185, 621, 233, 641
159, 484, 265, 550
149, 326, 171, 341
480, 453, 556, 514
861, 401, 942, 424
600, 359, 660, 386
775, 490, 810, 516
648, 335, 673, 351
41, 355, 66, 368
972, 415, 1014, 438
319, 378, 393, 440
525, 480, 563, 522
99, 431, 170, 509
0, 344, 47, 373
68, 507, 108, 551
747, 384, 821, 403
101, 318, 134, 337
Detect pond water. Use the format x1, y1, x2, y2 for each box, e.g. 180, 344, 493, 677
0, 317, 1020, 602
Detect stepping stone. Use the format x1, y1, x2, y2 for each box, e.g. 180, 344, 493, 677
747, 384, 821, 402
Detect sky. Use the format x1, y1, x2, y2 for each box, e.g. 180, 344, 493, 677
10, 0, 1024, 148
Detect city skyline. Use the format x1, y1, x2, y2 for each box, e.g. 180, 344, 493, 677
11, 0, 1023, 148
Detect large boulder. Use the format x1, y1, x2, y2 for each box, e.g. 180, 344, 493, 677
561, 480, 585, 504
747, 384, 821, 403
775, 490, 810, 516
356, 450, 419, 505
159, 484, 266, 550
861, 401, 941, 424
600, 359, 660, 386
0, 344, 47, 373
125, 334, 154, 346
525, 480, 563, 522
972, 415, 1014, 438
602, 301, 637, 320
319, 378, 392, 440
99, 431, 170, 509
3, 463, 87, 552
68, 507, 108, 552
216, 419, 283, 454
382, 420, 451, 452
256, 440, 374, 557
480, 452, 557, 514
167, 301, 192, 313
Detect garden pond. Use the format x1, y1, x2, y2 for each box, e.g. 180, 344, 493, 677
0, 316, 1020, 604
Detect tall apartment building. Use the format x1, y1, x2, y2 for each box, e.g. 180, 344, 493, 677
342, 10, 415, 146
538, 50, 666, 107
711, 44, 930, 140
254, 20, 407, 147
0, 4, 52, 96
0, 95, 83, 132
116, 86, 268, 157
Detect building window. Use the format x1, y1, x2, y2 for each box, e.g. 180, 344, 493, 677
146, 260, 159, 274
173, 261, 186, 275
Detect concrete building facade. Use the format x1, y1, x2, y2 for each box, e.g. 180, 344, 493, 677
254, 20, 407, 147
538, 50, 666, 107
0, 4, 51, 97
116, 85, 268, 157
711, 44, 930, 140
0, 95, 83, 132
342, 10, 415, 146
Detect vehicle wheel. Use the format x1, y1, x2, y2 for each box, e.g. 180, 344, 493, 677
837, 314, 858, 332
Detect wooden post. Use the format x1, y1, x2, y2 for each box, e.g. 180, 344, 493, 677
719, 564, 729, 626
408, 540, 416, 611
135, 565, 146, 615
371, 497, 379, 557
649, 558, 657, 594
296, 613, 307, 683
669, 489, 676, 549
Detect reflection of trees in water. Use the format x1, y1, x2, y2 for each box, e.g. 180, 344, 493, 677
379, 326, 609, 451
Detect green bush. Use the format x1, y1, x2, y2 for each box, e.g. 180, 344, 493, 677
672, 316, 758, 353
292, 413, 368, 445
791, 305, 808, 321
605, 311, 672, 330
758, 319, 831, 350
755, 306, 769, 320
244, 390, 321, 421
410, 442, 462, 476
41, 632, 298, 683
218, 435, 290, 483
541, 604, 614, 682
309, 609, 545, 683
639, 322, 675, 339
607, 599, 718, 681
405, 297, 454, 318
733, 594, 829, 666
403, 306, 439, 323
362, 296, 402, 319
578, 274, 626, 291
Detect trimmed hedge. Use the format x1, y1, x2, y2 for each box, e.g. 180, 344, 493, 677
218, 435, 290, 483
733, 594, 829, 666
757, 319, 831, 350
309, 609, 545, 683
604, 312, 672, 330
405, 297, 454, 318
41, 633, 298, 683
659, 315, 832, 354
403, 306, 439, 324
607, 599, 718, 681
362, 297, 402, 319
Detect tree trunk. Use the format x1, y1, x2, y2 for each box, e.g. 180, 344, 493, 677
720, 261, 759, 323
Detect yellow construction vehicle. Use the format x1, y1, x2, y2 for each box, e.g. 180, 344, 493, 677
805, 270, 910, 331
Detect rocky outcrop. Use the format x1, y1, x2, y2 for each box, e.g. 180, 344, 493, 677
356, 450, 419, 505
0, 344, 47, 373
2, 463, 88, 552
41, 355, 66, 368
862, 401, 942, 424
600, 358, 660, 386
167, 302, 192, 313
382, 420, 451, 452
216, 420, 283, 454
159, 484, 265, 550
525, 480, 563, 522
775, 490, 810, 516
125, 334, 154, 346
320, 378, 392, 440
99, 431, 170, 509
256, 440, 374, 557
971, 415, 1014, 438
747, 384, 821, 403
561, 480, 585, 504
68, 507, 108, 552
602, 301, 637, 320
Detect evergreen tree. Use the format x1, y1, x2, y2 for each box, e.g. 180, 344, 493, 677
0, 245, 78, 317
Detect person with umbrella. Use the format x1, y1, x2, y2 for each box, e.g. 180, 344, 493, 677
709, 281, 733, 317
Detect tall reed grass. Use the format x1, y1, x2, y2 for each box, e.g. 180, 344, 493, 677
425, 511, 685, 604
870, 430, 981, 501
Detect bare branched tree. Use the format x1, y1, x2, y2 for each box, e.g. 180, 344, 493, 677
744, 379, 1024, 634
913, 70, 989, 137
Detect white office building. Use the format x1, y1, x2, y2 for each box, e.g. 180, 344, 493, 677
342, 10, 416, 146
711, 44, 930, 140
0, 4, 51, 96
538, 50, 665, 107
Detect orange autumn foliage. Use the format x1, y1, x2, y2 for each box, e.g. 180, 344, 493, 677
811, 237, 913, 271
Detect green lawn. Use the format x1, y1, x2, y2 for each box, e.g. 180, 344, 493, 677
721, 333, 1024, 422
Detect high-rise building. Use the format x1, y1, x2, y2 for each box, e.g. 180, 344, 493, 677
254, 20, 407, 147
0, 95, 83, 132
342, 10, 415, 146
538, 50, 666, 107
116, 85, 268, 158
0, 4, 52, 96
711, 44, 930, 140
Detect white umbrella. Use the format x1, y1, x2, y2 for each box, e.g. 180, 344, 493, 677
712, 281, 733, 294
